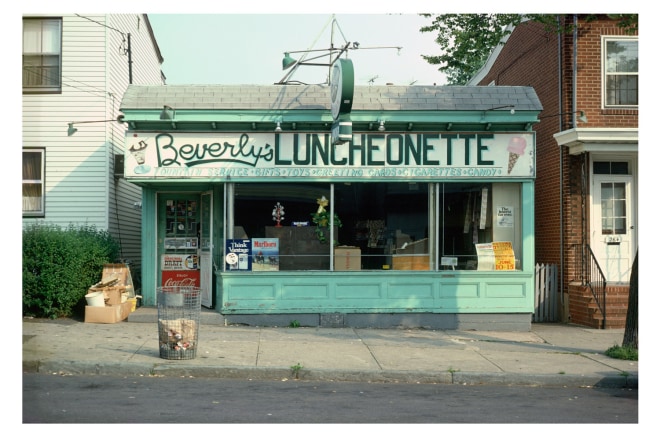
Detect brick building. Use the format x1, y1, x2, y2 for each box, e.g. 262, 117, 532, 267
469, 15, 638, 328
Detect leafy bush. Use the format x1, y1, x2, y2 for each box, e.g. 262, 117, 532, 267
23, 223, 121, 319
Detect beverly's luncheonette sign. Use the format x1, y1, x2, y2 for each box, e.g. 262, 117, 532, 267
125, 131, 534, 180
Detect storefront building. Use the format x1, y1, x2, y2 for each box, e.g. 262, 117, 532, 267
120, 82, 542, 330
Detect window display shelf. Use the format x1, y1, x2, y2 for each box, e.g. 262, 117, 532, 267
164, 236, 198, 250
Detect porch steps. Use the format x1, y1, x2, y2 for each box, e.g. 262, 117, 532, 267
568, 283, 629, 329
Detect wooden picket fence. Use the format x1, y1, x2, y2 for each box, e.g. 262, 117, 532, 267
534, 263, 558, 322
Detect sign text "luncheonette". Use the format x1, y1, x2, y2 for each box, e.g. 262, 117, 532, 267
154, 132, 510, 169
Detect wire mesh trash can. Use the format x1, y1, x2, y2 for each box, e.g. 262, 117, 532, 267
157, 286, 201, 360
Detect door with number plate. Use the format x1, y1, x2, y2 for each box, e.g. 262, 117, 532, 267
592, 175, 635, 282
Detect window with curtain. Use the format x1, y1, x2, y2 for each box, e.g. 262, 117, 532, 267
23, 17, 62, 93
23, 149, 45, 217
604, 37, 638, 107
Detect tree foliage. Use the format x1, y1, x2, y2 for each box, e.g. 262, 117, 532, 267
419, 14, 638, 85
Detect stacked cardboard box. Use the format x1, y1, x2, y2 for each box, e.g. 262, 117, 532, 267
84, 302, 133, 324
84, 264, 135, 323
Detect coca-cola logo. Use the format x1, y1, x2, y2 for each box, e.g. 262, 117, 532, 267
163, 278, 197, 287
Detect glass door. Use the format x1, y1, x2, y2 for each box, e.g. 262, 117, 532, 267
159, 194, 201, 289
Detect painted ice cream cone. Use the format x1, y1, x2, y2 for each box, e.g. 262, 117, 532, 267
507, 153, 521, 173
506, 136, 527, 174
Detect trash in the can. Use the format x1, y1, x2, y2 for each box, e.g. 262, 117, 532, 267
158, 318, 197, 354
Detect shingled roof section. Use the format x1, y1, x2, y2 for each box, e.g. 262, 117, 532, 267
120, 84, 542, 112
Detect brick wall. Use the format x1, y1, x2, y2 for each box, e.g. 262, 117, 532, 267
476, 16, 637, 323
571, 18, 639, 128
477, 19, 567, 279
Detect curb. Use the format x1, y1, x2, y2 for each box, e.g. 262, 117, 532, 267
452, 371, 637, 388
23, 360, 638, 388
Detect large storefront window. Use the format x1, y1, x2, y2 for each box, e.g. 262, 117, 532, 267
230, 181, 522, 271
231, 182, 429, 270
335, 182, 430, 270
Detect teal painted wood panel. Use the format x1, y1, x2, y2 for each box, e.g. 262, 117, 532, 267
227, 282, 277, 299
281, 284, 330, 299
219, 271, 534, 314
387, 282, 434, 298
335, 283, 383, 299
485, 282, 526, 298
438, 282, 480, 298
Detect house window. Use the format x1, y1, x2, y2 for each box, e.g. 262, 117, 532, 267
603, 37, 638, 107
23, 17, 62, 93
593, 161, 629, 175
23, 149, 45, 217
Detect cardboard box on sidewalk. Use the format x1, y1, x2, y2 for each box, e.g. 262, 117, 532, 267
88, 264, 136, 297
87, 286, 128, 305
84, 302, 132, 324
104, 287, 126, 305
101, 263, 132, 284
86, 263, 135, 308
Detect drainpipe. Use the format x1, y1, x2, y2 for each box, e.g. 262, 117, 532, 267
572, 14, 578, 129
572, 14, 582, 282
558, 15, 564, 310
559, 14, 578, 317
128, 33, 133, 84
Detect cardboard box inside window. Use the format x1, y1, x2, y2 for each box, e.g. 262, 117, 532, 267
84, 302, 132, 324
395, 238, 428, 255
392, 255, 430, 270
334, 246, 361, 270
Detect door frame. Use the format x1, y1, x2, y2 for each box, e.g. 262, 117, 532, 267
199, 191, 213, 308
590, 156, 637, 282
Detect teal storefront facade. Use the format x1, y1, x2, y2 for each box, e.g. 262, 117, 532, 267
120, 84, 542, 330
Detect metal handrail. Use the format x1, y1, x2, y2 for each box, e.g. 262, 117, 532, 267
584, 244, 607, 328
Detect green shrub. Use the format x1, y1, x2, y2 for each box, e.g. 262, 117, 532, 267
23, 223, 121, 319
605, 344, 638, 361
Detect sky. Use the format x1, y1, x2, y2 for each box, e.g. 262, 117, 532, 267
19, 1, 648, 88
147, 13, 448, 86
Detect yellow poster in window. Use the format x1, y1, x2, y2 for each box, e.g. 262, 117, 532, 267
492, 241, 515, 271
476, 241, 515, 271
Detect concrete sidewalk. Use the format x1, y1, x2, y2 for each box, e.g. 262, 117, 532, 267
22, 307, 638, 388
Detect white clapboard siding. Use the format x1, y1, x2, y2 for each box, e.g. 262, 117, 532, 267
22, 13, 165, 277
